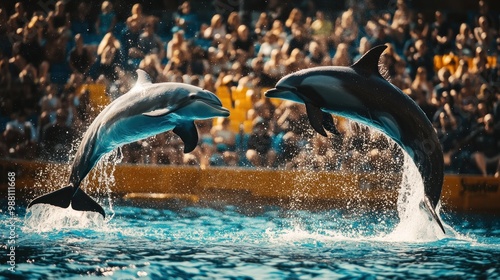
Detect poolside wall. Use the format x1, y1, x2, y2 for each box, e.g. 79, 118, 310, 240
1, 159, 499, 213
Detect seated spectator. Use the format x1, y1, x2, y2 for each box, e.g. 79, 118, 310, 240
246, 118, 276, 167
203, 14, 226, 40
311, 11, 333, 43
95, 1, 117, 36
411, 66, 434, 106
172, 1, 199, 39
433, 67, 453, 104
254, 12, 270, 37
127, 3, 146, 30
333, 9, 358, 48
474, 16, 497, 55
226, 11, 241, 36
388, 0, 411, 46
391, 59, 411, 91
7, 2, 28, 33
47, 1, 70, 32
258, 32, 281, 58
18, 22, 44, 67
71, 2, 92, 36
332, 43, 351, 66
164, 49, 189, 75
121, 14, 143, 63
282, 25, 308, 56
0, 58, 12, 88
189, 46, 209, 76
40, 109, 76, 162
232, 25, 254, 58
469, 114, 500, 176
408, 39, 434, 80
455, 23, 476, 57
137, 19, 164, 59
264, 49, 286, 80
69, 34, 93, 75
285, 48, 306, 74
96, 32, 123, 80
430, 11, 453, 55
211, 118, 236, 152
307, 41, 327, 67
353, 36, 371, 62
167, 30, 189, 60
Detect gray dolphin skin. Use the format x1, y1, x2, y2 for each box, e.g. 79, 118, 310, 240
265, 45, 445, 233
28, 69, 230, 217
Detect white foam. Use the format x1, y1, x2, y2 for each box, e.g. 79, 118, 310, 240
23, 204, 106, 233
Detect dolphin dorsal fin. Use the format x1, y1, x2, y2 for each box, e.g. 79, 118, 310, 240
351, 45, 387, 77
134, 69, 153, 88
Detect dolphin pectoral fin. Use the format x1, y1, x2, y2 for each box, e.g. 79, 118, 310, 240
421, 196, 445, 234
71, 189, 106, 217
305, 102, 327, 137
173, 121, 199, 153
28, 185, 73, 209
322, 113, 340, 135
143, 108, 171, 117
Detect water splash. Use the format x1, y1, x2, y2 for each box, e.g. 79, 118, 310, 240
23, 204, 106, 233
86, 148, 123, 221
24, 149, 123, 232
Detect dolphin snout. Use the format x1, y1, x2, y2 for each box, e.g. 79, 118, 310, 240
218, 107, 230, 117
264, 88, 281, 97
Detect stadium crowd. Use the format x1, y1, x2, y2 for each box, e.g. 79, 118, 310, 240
1, 0, 499, 176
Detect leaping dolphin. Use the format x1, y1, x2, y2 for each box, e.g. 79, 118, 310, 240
28, 69, 230, 217
265, 45, 445, 233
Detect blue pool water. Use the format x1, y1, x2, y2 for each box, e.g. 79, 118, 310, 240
1, 201, 500, 279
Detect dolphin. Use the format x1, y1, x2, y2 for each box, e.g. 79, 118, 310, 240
28, 69, 230, 217
265, 45, 445, 233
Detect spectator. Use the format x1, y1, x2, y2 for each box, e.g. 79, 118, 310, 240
310, 11, 333, 43
47, 1, 70, 32
172, 1, 199, 39
254, 12, 270, 37
121, 13, 143, 64
167, 31, 189, 60
203, 14, 226, 40
333, 9, 358, 48
40, 109, 76, 162
455, 23, 476, 57
408, 39, 434, 80
285, 8, 304, 32
127, 4, 146, 30
246, 118, 275, 167
96, 32, 123, 80
332, 43, 351, 66
474, 15, 497, 54
226, 11, 241, 36
430, 11, 453, 55
470, 114, 500, 176
137, 19, 164, 59
232, 25, 254, 58
7, 2, 28, 33
69, 34, 93, 75
71, 2, 92, 36
264, 49, 286, 80
282, 25, 308, 56
95, 1, 117, 36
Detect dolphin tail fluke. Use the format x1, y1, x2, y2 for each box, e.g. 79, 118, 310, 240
28, 186, 105, 218
422, 196, 445, 234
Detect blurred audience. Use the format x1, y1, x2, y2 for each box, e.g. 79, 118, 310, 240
1, 0, 499, 177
